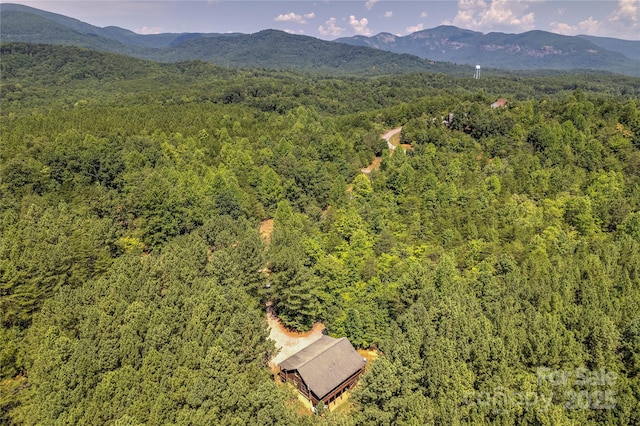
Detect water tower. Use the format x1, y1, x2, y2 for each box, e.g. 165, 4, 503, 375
474, 64, 481, 79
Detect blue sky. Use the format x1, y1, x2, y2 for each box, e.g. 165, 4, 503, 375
8, 0, 640, 40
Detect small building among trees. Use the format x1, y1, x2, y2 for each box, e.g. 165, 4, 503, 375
278, 335, 366, 408
491, 98, 509, 108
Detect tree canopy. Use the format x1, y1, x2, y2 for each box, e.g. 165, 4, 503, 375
2, 43, 640, 425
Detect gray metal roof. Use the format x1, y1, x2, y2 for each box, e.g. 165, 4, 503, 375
278, 335, 366, 399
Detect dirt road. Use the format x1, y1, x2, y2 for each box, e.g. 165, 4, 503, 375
380, 127, 402, 151
361, 127, 402, 174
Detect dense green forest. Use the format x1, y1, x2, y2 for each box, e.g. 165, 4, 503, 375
1, 43, 640, 425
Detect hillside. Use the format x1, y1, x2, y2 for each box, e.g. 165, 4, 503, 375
157, 30, 455, 75
0, 43, 479, 114
4, 43, 639, 114
578, 34, 640, 61
0, 3, 185, 48
0, 8, 133, 51
335, 25, 640, 77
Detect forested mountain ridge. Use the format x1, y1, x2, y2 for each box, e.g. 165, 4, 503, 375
0, 3, 192, 48
577, 34, 640, 61
2, 42, 640, 424
156, 29, 461, 75
335, 25, 640, 77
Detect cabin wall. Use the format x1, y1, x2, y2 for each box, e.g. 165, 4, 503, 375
279, 369, 317, 404
280, 366, 366, 407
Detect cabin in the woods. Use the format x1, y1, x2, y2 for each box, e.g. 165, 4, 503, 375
491, 98, 509, 109
278, 335, 366, 408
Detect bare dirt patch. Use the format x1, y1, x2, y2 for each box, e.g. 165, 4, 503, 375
388, 131, 402, 148
268, 313, 325, 367
259, 218, 274, 243
361, 156, 382, 174
358, 349, 380, 364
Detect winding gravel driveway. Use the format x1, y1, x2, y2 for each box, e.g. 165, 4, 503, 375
380, 127, 402, 151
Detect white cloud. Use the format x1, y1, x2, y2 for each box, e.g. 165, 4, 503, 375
406, 23, 424, 34
365, 0, 379, 11
554, 0, 637, 39
549, 21, 576, 35
577, 17, 602, 35
319, 17, 345, 37
611, 0, 639, 22
274, 12, 307, 24
350, 15, 373, 35
135, 26, 163, 35
284, 29, 306, 35
445, 0, 536, 33
550, 17, 601, 36
304, 12, 316, 20
384, 11, 393, 18
420, 12, 428, 18
607, 0, 639, 38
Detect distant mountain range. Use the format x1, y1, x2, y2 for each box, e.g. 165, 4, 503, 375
2, 3, 640, 77
335, 26, 640, 76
